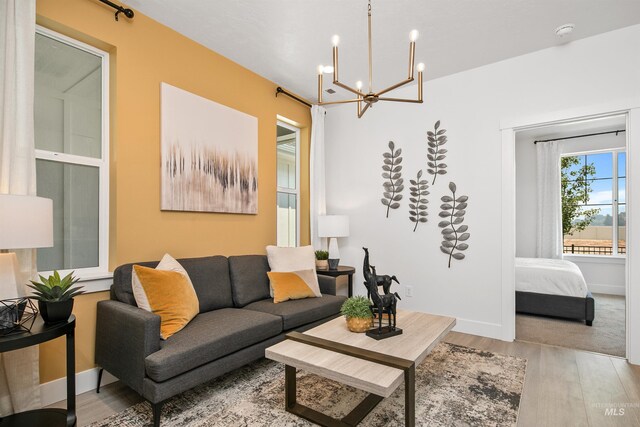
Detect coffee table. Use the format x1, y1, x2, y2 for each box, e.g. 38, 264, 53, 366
265, 310, 456, 427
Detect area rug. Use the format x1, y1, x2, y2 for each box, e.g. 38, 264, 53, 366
517, 293, 625, 357
89, 342, 526, 427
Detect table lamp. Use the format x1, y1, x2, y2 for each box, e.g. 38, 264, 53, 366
0, 194, 54, 299
317, 215, 349, 270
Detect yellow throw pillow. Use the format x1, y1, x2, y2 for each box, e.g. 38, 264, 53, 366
268, 270, 320, 304
133, 265, 199, 339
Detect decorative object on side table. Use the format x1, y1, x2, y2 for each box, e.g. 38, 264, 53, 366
366, 266, 402, 339
314, 250, 329, 270
28, 271, 84, 323
340, 296, 373, 332
317, 215, 349, 270
0, 194, 53, 331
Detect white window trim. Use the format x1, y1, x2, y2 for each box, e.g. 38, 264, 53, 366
561, 148, 626, 257
276, 121, 301, 246
35, 26, 110, 290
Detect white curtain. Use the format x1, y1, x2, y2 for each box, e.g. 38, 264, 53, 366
310, 105, 327, 249
0, 0, 42, 414
535, 141, 563, 259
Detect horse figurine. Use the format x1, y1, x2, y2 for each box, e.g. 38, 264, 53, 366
367, 266, 400, 333
363, 247, 401, 296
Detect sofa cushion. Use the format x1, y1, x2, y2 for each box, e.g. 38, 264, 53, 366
144, 308, 282, 382
228, 255, 271, 307
243, 294, 346, 330
113, 256, 234, 312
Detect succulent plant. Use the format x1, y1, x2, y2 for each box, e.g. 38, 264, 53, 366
315, 250, 329, 260
28, 271, 85, 302
340, 296, 373, 319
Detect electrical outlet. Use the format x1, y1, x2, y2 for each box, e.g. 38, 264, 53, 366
405, 285, 413, 297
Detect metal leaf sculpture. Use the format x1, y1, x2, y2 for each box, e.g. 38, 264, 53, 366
381, 140, 404, 218
426, 120, 448, 185
409, 170, 429, 231
438, 182, 470, 268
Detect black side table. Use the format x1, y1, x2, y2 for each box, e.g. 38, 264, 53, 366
0, 315, 76, 427
316, 266, 356, 297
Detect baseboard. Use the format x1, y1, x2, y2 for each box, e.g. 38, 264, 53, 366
589, 283, 625, 296
40, 367, 118, 407
452, 317, 504, 341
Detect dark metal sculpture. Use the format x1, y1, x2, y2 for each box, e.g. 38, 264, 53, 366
362, 247, 400, 295
366, 266, 402, 339
427, 120, 448, 185
381, 141, 404, 217
438, 182, 470, 268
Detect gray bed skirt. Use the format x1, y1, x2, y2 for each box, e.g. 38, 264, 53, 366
516, 291, 595, 326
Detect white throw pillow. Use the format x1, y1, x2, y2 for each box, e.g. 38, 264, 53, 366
266, 245, 321, 297
132, 253, 198, 311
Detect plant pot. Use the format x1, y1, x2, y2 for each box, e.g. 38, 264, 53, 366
38, 299, 74, 324
315, 260, 329, 270
346, 316, 373, 333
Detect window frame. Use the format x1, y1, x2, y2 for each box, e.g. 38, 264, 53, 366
561, 147, 626, 257
276, 120, 301, 247
34, 25, 110, 283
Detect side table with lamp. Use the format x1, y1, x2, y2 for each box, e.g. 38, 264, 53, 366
317, 215, 354, 296
0, 194, 77, 426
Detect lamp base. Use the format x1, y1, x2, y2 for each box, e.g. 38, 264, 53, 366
328, 259, 339, 270
0, 252, 21, 299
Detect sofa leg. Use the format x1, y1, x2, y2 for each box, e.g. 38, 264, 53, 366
96, 368, 104, 393
586, 320, 593, 326
152, 401, 163, 427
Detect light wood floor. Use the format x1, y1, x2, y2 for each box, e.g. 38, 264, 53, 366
51, 331, 640, 427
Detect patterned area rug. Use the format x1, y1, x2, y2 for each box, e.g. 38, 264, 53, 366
89, 343, 526, 426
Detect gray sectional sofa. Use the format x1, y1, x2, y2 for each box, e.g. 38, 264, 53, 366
95, 255, 346, 427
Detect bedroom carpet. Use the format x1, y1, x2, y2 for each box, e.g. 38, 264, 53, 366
517, 293, 625, 357
88, 342, 526, 427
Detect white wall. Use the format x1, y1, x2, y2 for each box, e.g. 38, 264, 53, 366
324, 24, 640, 339
515, 132, 626, 294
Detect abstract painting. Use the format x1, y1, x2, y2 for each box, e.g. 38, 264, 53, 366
161, 83, 258, 214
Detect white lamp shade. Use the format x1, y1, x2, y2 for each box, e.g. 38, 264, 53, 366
0, 195, 54, 249
317, 215, 349, 238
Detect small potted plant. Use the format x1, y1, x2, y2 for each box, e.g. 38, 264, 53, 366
340, 296, 373, 333
315, 250, 329, 270
28, 271, 84, 323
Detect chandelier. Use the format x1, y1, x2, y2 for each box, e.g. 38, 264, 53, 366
316, 0, 424, 118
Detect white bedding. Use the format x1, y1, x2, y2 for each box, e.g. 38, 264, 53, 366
515, 257, 588, 298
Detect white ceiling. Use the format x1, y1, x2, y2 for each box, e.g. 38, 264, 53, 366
123, 0, 640, 103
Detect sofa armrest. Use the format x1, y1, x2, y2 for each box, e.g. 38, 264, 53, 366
318, 275, 337, 295
95, 300, 161, 394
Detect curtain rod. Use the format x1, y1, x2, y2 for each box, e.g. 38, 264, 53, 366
534, 129, 625, 144
276, 87, 313, 108
95, 0, 134, 21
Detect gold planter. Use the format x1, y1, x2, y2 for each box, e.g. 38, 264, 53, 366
315, 260, 329, 270
346, 316, 373, 333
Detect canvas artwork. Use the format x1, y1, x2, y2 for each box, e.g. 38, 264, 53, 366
161, 83, 258, 214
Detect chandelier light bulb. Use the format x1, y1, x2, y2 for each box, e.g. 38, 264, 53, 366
332, 35, 340, 46
410, 30, 419, 42
323, 65, 334, 74
356, 80, 363, 90
416, 62, 425, 72
317, 64, 324, 74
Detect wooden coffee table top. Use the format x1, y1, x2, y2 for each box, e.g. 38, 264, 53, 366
265, 310, 456, 397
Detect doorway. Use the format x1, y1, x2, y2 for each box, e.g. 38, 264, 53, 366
513, 115, 627, 357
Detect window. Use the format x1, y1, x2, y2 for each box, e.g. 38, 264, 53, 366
34, 27, 109, 277
561, 150, 625, 256
276, 122, 300, 247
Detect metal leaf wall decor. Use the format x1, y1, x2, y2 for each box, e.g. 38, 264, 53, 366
427, 120, 448, 185
381, 140, 404, 218
438, 182, 470, 268
409, 170, 429, 231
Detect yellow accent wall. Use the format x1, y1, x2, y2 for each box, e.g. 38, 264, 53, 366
36, 0, 311, 383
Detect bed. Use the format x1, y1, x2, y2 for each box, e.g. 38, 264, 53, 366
515, 257, 594, 326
